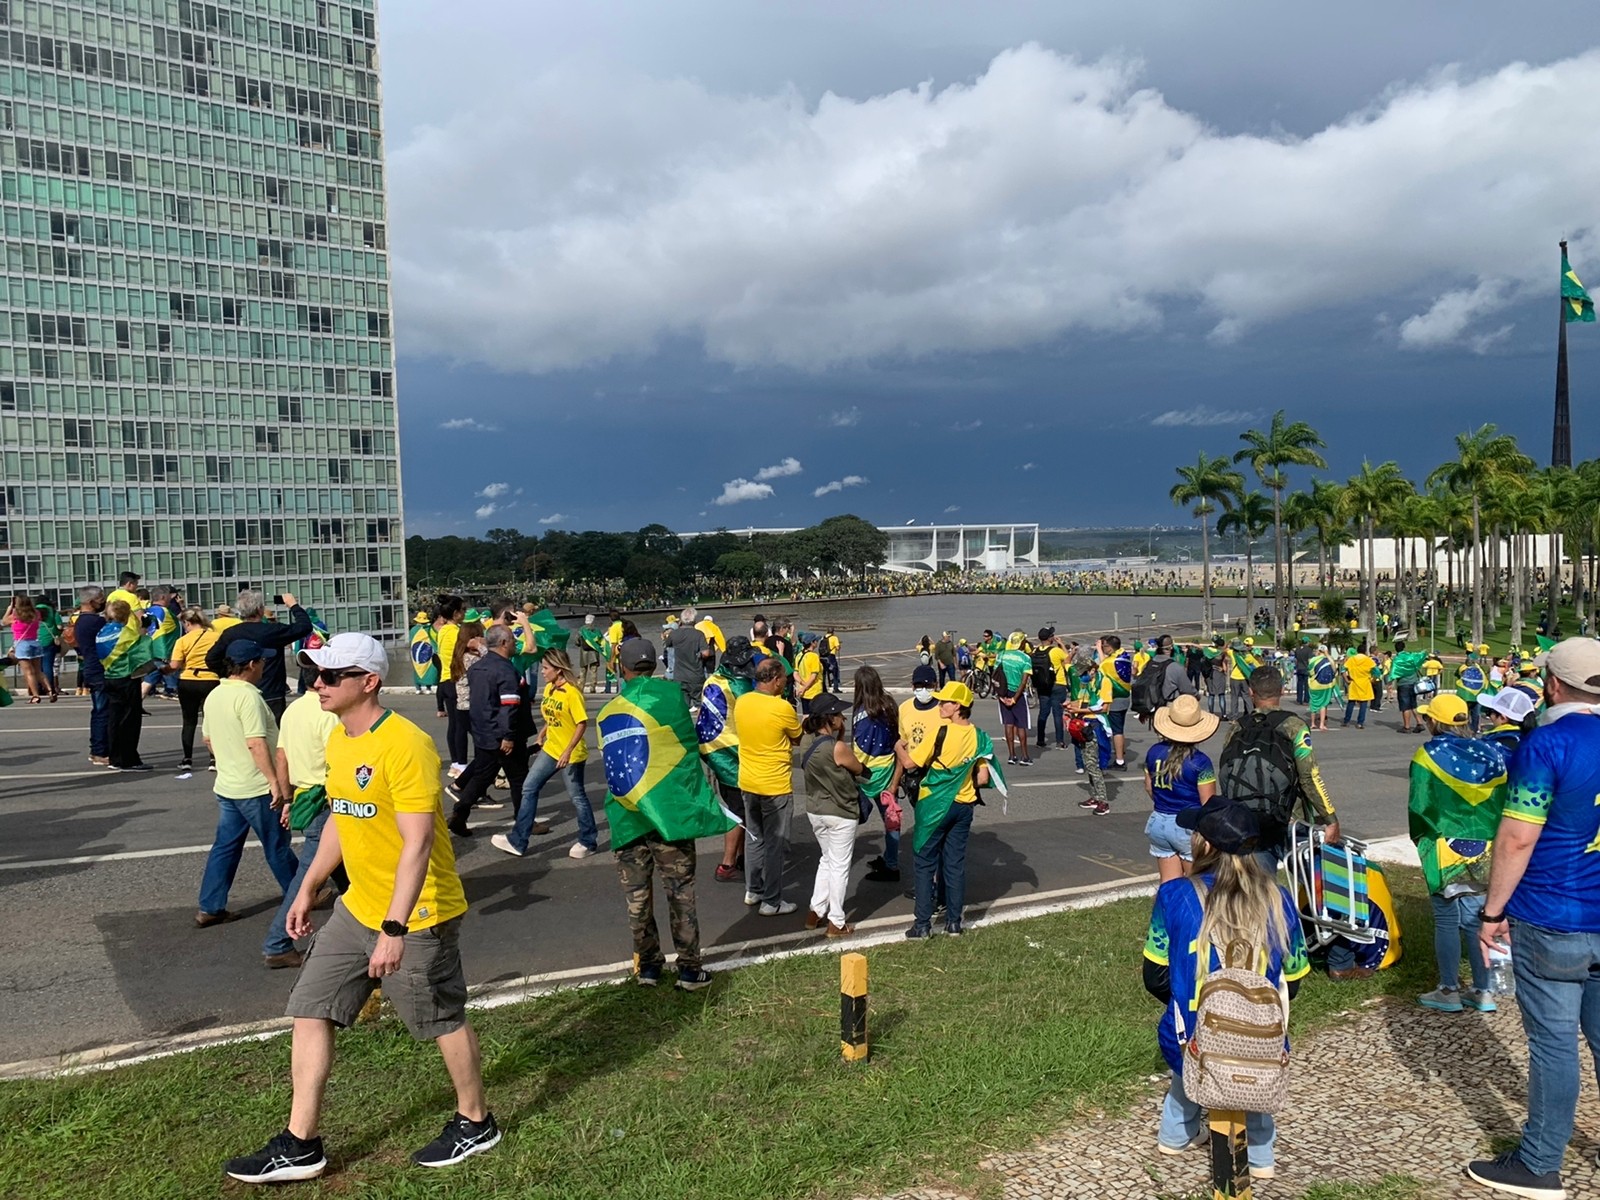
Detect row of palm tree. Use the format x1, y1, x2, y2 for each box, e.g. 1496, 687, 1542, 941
1171, 412, 1600, 646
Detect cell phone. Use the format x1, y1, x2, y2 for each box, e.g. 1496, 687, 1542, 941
271, 594, 285, 605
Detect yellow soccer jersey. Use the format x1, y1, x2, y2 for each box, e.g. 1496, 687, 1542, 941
540, 681, 589, 763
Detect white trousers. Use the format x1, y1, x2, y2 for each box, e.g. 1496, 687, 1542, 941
807, 812, 858, 927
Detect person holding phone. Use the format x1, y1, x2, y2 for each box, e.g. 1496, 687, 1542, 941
205, 589, 313, 720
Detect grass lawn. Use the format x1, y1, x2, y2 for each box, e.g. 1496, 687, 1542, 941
1, 871, 1446, 1200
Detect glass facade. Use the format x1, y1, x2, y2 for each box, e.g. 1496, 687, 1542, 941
0, 0, 404, 637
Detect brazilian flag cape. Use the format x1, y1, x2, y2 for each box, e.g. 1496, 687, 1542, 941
100, 619, 155, 680
147, 604, 179, 661
851, 707, 898, 802
409, 622, 440, 687
996, 648, 1031, 693
599, 676, 740, 848
1407, 733, 1507, 893
913, 727, 1007, 853
696, 669, 751, 788
512, 607, 571, 676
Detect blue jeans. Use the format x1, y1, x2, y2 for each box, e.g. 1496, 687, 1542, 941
1506, 919, 1600, 1175
513, 753, 598, 852
87, 682, 110, 757
1432, 892, 1489, 992
1035, 683, 1066, 745
1159, 1070, 1275, 1168
40, 644, 57, 692
913, 802, 973, 930
264, 806, 337, 956
1294, 671, 1308, 704
198, 794, 299, 929
1342, 699, 1368, 727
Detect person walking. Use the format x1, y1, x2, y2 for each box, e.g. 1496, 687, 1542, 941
72, 587, 111, 765
492, 648, 600, 859
1143, 798, 1309, 1181
447, 625, 533, 838
170, 607, 222, 778
1467, 639, 1600, 1200
735, 656, 803, 915
1144, 695, 1220, 882
225, 632, 498, 1182
663, 606, 711, 708
194, 642, 301, 966
275, 686, 349, 917
1341, 641, 1376, 730
204, 590, 313, 721
801, 693, 867, 937
4, 593, 48, 702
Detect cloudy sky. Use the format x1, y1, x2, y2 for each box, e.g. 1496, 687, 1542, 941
380, 2, 1600, 537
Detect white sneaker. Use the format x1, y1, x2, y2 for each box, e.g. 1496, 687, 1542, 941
1249, 1164, 1275, 1181
476, 799, 506, 810
744, 891, 760, 906
447, 763, 466, 779
758, 900, 798, 916
489, 833, 524, 858
567, 843, 595, 859
1157, 1131, 1209, 1156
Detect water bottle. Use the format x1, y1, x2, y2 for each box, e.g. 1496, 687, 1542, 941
1488, 946, 1515, 997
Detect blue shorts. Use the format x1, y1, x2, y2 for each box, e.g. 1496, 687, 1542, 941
1146, 809, 1196, 860
11, 638, 40, 660
1106, 708, 1127, 736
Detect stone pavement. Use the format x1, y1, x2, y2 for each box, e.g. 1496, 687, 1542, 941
874, 996, 1600, 1200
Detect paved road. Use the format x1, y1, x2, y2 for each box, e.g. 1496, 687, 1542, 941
0, 687, 1418, 1067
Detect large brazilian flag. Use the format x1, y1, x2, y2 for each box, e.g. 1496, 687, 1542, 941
101, 620, 155, 680
852, 709, 898, 803
600, 676, 740, 848
1407, 734, 1507, 893
409, 621, 440, 687
912, 728, 1007, 852
696, 669, 750, 788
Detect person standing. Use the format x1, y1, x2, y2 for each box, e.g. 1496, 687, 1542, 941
170, 607, 222, 778
1097, 634, 1135, 769
1306, 643, 1337, 732
577, 614, 605, 692
994, 632, 1033, 767
735, 656, 803, 916
801, 693, 866, 937
1467, 639, 1600, 1200
432, 596, 467, 767
73, 587, 110, 763
934, 631, 958, 687
33, 593, 64, 701
853, 665, 904, 884
663, 606, 712, 708
821, 628, 841, 691
1388, 639, 1427, 734
205, 590, 313, 721
1143, 695, 1219, 882
99, 598, 155, 771
446, 625, 533, 838
795, 634, 824, 715
225, 633, 498, 1182
492, 648, 599, 859
1292, 638, 1313, 706
700, 636, 757, 883
194, 642, 301, 967
1341, 641, 1376, 730
4, 593, 48, 702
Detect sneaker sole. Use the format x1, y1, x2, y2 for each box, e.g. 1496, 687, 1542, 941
226, 1159, 327, 1184
1419, 1000, 1465, 1013
675, 978, 713, 991
415, 1129, 502, 1168
1463, 1163, 1564, 1200
1464, 999, 1499, 1013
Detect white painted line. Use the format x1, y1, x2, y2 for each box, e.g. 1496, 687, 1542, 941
0, 835, 309, 871
0, 725, 180, 733
4, 770, 123, 781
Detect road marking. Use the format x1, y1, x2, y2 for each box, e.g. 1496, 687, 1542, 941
0, 725, 181, 733
1076, 853, 1147, 878
0, 835, 310, 871
4, 770, 124, 781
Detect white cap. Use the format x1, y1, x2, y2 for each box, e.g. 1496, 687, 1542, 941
1532, 638, 1600, 693
298, 631, 389, 679
1478, 687, 1536, 725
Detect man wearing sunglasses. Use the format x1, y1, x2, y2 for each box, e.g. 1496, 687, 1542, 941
225, 633, 497, 1185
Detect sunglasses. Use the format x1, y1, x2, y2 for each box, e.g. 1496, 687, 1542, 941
313, 668, 369, 687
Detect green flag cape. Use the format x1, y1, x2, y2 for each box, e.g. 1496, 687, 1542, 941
1564, 251, 1595, 323
1407, 734, 1507, 892
599, 676, 739, 848
695, 669, 751, 788
912, 727, 1006, 853
1536, 633, 1556, 652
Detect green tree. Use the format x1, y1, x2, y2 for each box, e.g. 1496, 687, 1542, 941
1426, 426, 1533, 645
1344, 460, 1409, 643
713, 550, 766, 584
1235, 411, 1328, 638
813, 514, 889, 579
1169, 452, 1243, 636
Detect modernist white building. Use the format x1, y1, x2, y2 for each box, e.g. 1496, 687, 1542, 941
1336, 536, 1565, 573
681, 524, 1041, 573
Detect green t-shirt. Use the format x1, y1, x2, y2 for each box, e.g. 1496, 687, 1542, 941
202, 679, 278, 801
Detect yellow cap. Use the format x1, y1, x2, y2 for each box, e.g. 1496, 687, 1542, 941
1418, 693, 1470, 725
933, 681, 974, 707
1244, 636, 1254, 646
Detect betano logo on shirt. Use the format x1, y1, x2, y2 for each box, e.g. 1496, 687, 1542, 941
330, 797, 379, 819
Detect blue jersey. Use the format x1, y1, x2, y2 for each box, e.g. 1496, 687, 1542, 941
1505, 713, 1600, 931
1144, 744, 1216, 816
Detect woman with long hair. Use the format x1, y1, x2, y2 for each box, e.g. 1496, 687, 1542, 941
446, 619, 485, 780
4, 593, 47, 702
169, 607, 221, 777
850, 665, 903, 882
1144, 695, 1219, 882
801, 694, 867, 936
493, 648, 601, 860
1142, 800, 1308, 1181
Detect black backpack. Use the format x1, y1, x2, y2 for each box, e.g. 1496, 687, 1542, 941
1217, 710, 1300, 828
1031, 647, 1054, 692
1130, 658, 1173, 716
1186, 646, 1210, 677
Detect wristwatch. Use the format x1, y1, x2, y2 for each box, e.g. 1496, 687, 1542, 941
381, 919, 409, 938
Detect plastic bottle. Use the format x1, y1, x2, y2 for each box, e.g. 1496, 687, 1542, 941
1487, 946, 1515, 997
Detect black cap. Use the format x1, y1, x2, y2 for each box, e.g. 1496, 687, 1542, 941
912, 664, 937, 687
809, 693, 849, 719
1176, 799, 1261, 855
618, 638, 657, 672
1038, 626, 1054, 641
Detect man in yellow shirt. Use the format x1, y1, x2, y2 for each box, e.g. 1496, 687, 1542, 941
226, 633, 498, 1183
275, 687, 347, 903
796, 634, 824, 713
106, 569, 142, 613
734, 657, 803, 915
822, 628, 842, 690
1341, 642, 1377, 730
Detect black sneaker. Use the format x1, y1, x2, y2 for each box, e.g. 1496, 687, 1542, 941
224, 1129, 327, 1184
411, 1112, 501, 1168
1465, 1150, 1563, 1200
636, 961, 662, 986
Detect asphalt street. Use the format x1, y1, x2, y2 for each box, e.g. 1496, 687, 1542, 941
0, 684, 1417, 1068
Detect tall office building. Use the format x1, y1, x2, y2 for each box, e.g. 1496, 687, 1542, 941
0, 0, 404, 638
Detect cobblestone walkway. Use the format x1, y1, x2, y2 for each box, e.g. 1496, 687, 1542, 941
874, 995, 1600, 1199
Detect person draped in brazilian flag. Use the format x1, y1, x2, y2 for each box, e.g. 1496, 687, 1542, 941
598, 638, 738, 990
141, 585, 182, 701
577, 615, 606, 693
409, 611, 439, 693
1455, 646, 1488, 734
698, 635, 758, 884
850, 664, 905, 879
98, 597, 156, 770
896, 681, 1007, 939
1408, 692, 1507, 1015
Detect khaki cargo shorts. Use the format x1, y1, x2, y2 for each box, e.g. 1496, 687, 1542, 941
286, 900, 468, 1041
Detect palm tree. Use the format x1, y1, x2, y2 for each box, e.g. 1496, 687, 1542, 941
1217, 490, 1273, 633
1301, 479, 1350, 591
1344, 460, 1409, 644
1280, 489, 1317, 631
1235, 411, 1328, 639
1171, 453, 1245, 637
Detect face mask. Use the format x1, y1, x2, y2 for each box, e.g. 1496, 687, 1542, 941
914, 688, 933, 704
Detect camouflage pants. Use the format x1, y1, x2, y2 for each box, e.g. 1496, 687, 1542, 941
1083, 742, 1107, 804
615, 836, 701, 972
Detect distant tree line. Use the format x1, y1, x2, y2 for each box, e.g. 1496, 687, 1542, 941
406, 515, 890, 590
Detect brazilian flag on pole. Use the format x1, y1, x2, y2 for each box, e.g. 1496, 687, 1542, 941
1564, 250, 1595, 323
695, 669, 751, 789
912, 728, 1007, 853
599, 676, 739, 848
1406, 735, 1507, 893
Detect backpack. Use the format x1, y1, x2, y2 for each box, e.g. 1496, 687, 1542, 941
895, 724, 948, 806
1031, 647, 1054, 693
1178, 879, 1291, 1114
1130, 658, 1172, 717
62, 617, 79, 651
1216, 710, 1300, 829
1313, 657, 1335, 687
1186, 646, 1210, 677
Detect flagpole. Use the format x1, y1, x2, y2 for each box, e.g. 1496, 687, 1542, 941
1554, 239, 1572, 468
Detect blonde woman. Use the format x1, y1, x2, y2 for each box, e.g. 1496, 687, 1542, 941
493, 649, 600, 860
1142, 800, 1309, 1179
170, 608, 221, 777
1143, 695, 1219, 882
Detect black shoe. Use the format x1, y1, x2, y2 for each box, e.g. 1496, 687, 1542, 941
1464, 1150, 1563, 1200
447, 817, 472, 838
118, 762, 153, 772
411, 1111, 502, 1168
864, 867, 901, 883
225, 1129, 327, 1183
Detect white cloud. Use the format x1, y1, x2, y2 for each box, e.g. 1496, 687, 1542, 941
391, 47, 1600, 372
474, 502, 499, 519
477, 482, 511, 499
813, 474, 868, 497
440, 417, 499, 432
755, 457, 803, 480
944, 505, 961, 513
1397, 280, 1511, 350
538, 512, 567, 525
827, 407, 862, 428
1150, 405, 1266, 428
1021, 462, 1037, 471
952, 419, 983, 433
714, 478, 775, 505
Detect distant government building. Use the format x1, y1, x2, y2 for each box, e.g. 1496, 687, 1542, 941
693, 524, 1041, 574
0, 0, 404, 636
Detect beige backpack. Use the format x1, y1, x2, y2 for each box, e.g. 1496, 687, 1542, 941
1176, 877, 1291, 1114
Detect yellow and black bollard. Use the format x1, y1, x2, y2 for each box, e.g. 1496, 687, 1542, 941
840, 952, 868, 1062
1208, 1110, 1251, 1199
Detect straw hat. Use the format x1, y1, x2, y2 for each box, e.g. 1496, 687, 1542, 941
1152, 694, 1220, 744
